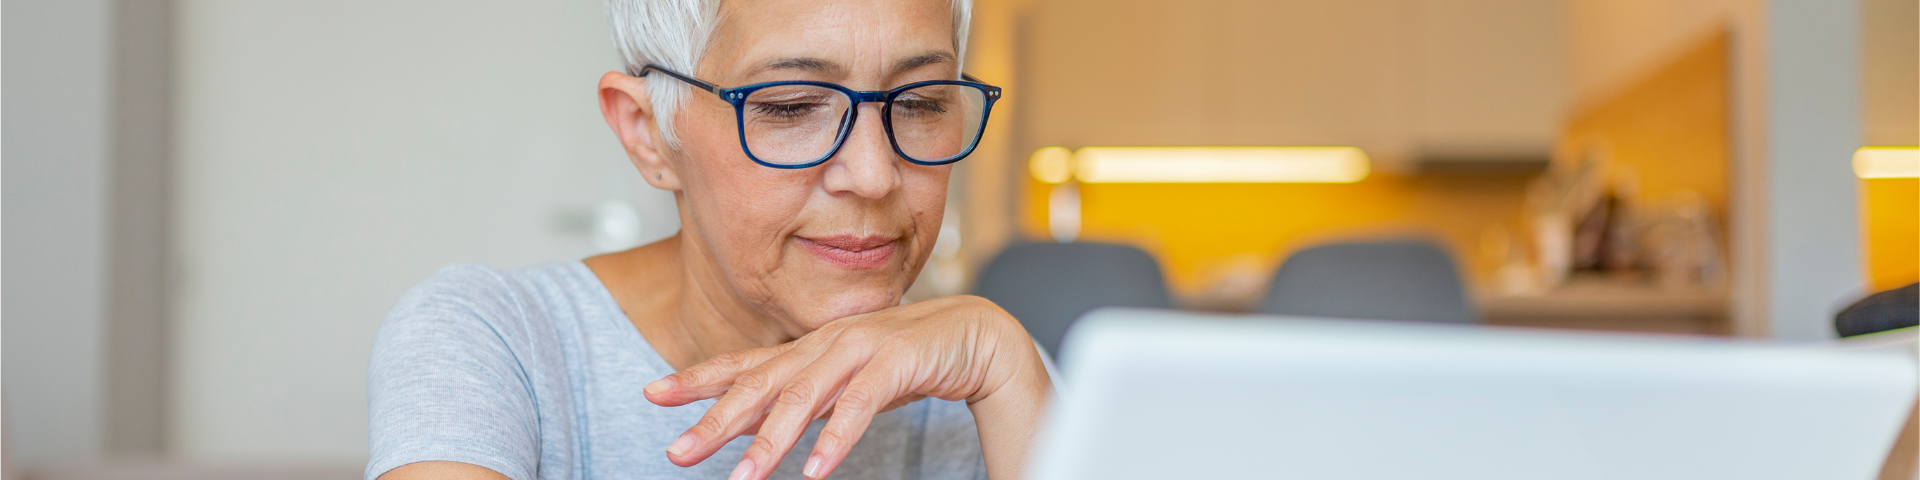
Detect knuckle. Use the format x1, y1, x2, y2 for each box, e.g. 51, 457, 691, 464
710, 350, 749, 369
732, 370, 773, 394
747, 435, 777, 455
692, 415, 729, 436
836, 388, 877, 413
815, 429, 851, 452
776, 384, 816, 409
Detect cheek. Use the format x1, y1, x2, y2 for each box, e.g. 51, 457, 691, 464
906, 165, 952, 211
677, 114, 813, 275
708, 178, 810, 276
902, 165, 953, 251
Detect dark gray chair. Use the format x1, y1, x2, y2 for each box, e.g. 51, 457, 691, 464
973, 242, 1174, 360
1258, 240, 1477, 323
1835, 283, 1918, 338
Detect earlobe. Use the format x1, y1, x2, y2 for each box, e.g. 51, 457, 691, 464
598, 71, 683, 191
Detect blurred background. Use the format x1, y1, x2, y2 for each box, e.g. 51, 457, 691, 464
3, 0, 1915, 478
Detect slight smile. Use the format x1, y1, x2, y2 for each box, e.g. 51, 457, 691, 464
794, 235, 898, 269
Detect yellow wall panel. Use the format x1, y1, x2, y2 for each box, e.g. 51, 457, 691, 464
1011, 19, 1732, 303
1562, 33, 1730, 215
1862, 178, 1919, 291
1026, 174, 1531, 298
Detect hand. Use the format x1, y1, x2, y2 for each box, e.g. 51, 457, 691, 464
641, 295, 1052, 480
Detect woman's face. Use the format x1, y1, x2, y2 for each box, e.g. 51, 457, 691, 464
667, 0, 957, 332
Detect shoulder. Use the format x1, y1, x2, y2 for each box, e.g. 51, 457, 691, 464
373, 265, 524, 355
386, 264, 521, 320
366, 263, 589, 480
388, 262, 562, 314
369, 260, 619, 373
375, 262, 588, 345
369, 262, 597, 391
370, 263, 546, 383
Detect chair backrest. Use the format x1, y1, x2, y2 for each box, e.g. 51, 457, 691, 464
1258, 240, 1477, 323
973, 242, 1173, 359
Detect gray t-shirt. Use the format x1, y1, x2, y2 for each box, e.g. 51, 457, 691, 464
367, 262, 986, 480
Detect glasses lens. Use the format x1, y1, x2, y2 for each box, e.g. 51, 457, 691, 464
742, 85, 851, 166
889, 84, 986, 163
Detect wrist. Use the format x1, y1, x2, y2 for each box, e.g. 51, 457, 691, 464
962, 297, 1052, 405
965, 339, 1050, 480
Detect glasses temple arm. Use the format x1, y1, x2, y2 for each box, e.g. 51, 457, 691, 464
636, 64, 722, 94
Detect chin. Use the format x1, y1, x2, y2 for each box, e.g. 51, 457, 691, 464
802, 286, 906, 327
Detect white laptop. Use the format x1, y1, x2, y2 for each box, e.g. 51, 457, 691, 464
1027, 309, 1918, 480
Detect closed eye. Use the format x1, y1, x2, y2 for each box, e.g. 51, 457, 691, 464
892, 94, 951, 120
751, 101, 830, 120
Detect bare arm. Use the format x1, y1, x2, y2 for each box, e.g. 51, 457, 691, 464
961, 332, 1054, 479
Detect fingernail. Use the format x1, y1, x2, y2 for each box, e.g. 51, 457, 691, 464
645, 378, 673, 397
666, 433, 696, 456
803, 454, 825, 478
728, 458, 757, 480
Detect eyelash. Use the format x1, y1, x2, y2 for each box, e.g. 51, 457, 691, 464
896, 99, 947, 114
752, 102, 821, 119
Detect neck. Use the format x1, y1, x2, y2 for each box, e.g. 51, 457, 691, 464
585, 233, 793, 371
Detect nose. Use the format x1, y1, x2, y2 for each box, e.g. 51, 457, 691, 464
819, 103, 902, 200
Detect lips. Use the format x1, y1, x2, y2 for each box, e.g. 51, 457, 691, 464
795, 235, 898, 269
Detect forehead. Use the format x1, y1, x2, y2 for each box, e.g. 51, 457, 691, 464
706, 0, 956, 81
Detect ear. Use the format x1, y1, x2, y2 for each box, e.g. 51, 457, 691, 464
599, 71, 683, 191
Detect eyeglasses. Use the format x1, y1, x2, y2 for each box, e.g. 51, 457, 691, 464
638, 64, 1002, 169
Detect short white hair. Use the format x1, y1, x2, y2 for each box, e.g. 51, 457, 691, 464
606, 0, 973, 149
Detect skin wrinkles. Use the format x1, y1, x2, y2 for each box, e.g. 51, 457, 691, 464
751, 51, 956, 84
670, 0, 954, 333
755, 57, 839, 76
380, 1, 1049, 479
638, 2, 1019, 476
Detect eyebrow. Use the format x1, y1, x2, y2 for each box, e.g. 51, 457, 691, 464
760, 57, 839, 74
750, 51, 957, 79
889, 51, 956, 75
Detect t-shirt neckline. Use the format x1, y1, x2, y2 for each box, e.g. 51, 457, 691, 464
565, 260, 680, 375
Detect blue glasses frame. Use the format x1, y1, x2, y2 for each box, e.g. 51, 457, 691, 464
638, 64, 1003, 169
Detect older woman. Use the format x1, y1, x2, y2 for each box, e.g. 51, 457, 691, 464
365, 0, 1050, 479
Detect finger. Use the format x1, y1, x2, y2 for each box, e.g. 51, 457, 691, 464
733, 342, 876, 480
645, 342, 795, 406
665, 343, 830, 467
804, 353, 911, 480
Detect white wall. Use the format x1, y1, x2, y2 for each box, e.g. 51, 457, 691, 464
170, 0, 677, 462
3, 0, 115, 464
1763, 0, 1863, 340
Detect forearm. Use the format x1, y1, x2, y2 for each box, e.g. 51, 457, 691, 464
967, 348, 1054, 480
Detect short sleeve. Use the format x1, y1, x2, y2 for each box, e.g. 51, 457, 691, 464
366, 265, 542, 480
917, 399, 987, 480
